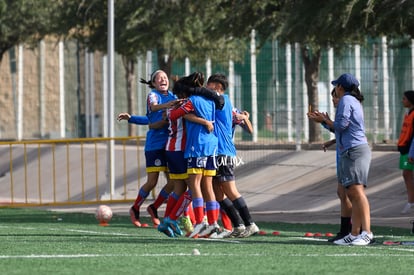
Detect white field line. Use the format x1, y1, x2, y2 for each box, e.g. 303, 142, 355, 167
0, 225, 133, 236
2, 225, 414, 258
1, 252, 414, 259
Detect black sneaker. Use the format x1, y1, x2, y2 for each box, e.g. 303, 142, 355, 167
411, 220, 414, 234
328, 232, 349, 243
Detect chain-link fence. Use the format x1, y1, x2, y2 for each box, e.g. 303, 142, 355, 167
0, 37, 412, 147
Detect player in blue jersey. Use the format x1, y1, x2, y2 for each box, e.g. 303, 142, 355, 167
205, 73, 259, 238
118, 70, 181, 228
168, 72, 220, 238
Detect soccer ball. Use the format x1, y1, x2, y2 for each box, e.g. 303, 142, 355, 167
95, 205, 113, 225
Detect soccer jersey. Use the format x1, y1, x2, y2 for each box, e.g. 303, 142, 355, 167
169, 95, 217, 158
214, 94, 236, 157
145, 89, 176, 151
166, 108, 186, 152
398, 109, 414, 154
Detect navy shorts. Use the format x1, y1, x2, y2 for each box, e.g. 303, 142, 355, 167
214, 155, 236, 182
145, 149, 167, 173
187, 156, 216, 176
166, 151, 188, 179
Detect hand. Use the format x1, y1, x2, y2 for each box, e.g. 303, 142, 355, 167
204, 121, 214, 133
166, 99, 182, 109
117, 113, 131, 121
242, 111, 250, 119
307, 111, 324, 123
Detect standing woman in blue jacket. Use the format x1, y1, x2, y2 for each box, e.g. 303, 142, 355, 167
319, 73, 373, 246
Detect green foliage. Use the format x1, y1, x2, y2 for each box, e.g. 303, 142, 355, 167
0, 0, 57, 60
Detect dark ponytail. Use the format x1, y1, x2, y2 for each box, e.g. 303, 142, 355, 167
349, 85, 364, 103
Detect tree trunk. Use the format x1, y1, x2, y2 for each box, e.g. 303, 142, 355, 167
122, 56, 135, 136
156, 48, 173, 79
301, 46, 322, 142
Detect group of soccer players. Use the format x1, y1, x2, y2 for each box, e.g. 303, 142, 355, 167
118, 70, 259, 238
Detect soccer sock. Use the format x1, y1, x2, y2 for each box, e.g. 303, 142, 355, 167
185, 203, 196, 224
169, 191, 192, 220
192, 197, 205, 224
233, 197, 253, 226
164, 192, 179, 218
152, 188, 170, 209
206, 201, 219, 225
219, 198, 243, 227
220, 207, 233, 231
340, 216, 352, 234
132, 188, 149, 210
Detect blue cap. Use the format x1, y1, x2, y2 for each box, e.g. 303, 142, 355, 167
331, 73, 359, 91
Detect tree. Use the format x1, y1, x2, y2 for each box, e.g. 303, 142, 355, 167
221, 0, 381, 142
54, 0, 248, 135
274, 0, 373, 142
0, 0, 57, 62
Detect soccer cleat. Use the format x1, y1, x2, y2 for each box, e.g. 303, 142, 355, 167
351, 231, 374, 246
209, 228, 232, 239
164, 217, 183, 236
401, 202, 413, 214
157, 222, 175, 238
198, 223, 220, 238
129, 207, 142, 227
239, 223, 260, 238
328, 232, 349, 243
228, 224, 246, 238
180, 216, 194, 235
333, 233, 357, 245
188, 222, 207, 238
147, 204, 160, 227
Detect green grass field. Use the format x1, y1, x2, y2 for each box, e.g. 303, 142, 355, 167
0, 208, 413, 275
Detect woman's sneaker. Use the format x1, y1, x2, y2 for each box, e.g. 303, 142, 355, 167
129, 207, 142, 227
328, 232, 349, 243
157, 222, 175, 238
163, 217, 183, 236
180, 216, 194, 236
228, 224, 246, 238
351, 231, 374, 246
199, 223, 220, 238
209, 228, 232, 239
188, 222, 207, 238
333, 233, 357, 245
239, 223, 259, 238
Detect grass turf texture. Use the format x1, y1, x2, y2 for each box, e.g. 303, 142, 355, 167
0, 208, 413, 275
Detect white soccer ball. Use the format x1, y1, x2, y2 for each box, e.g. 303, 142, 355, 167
95, 205, 113, 224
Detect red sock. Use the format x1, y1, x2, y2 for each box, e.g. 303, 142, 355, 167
152, 188, 169, 209
206, 201, 219, 225
185, 203, 196, 224
164, 194, 178, 218
133, 195, 144, 210
132, 188, 150, 210
220, 209, 233, 231
194, 207, 204, 224
169, 192, 192, 220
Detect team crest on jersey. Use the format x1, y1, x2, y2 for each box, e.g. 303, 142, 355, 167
154, 159, 162, 166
